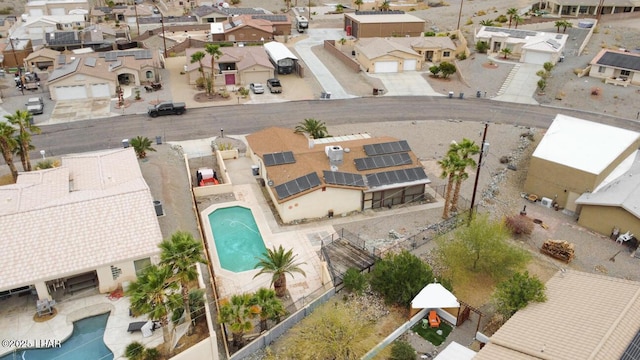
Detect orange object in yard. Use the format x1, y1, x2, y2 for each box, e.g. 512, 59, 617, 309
428, 310, 441, 328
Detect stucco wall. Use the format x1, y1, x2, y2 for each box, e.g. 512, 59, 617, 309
275, 186, 362, 223
524, 157, 597, 208
358, 22, 424, 38
96, 259, 140, 293
226, 28, 272, 42
48, 74, 116, 100
578, 205, 640, 237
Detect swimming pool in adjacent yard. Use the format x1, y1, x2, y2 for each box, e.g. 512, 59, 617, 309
0, 312, 113, 360
208, 206, 267, 272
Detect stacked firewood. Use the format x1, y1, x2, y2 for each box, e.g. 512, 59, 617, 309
541, 240, 575, 263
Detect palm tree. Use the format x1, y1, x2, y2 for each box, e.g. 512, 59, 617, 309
554, 20, 564, 33
500, 47, 512, 59
218, 293, 259, 348
355, 0, 363, 10
159, 231, 207, 333
294, 118, 329, 139
507, 8, 518, 28
479, 19, 494, 26
513, 14, 523, 29
5, 110, 40, 172
127, 264, 181, 354
379, 0, 390, 11
438, 151, 463, 219
129, 136, 156, 159
190, 51, 206, 82
249, 287, 286, 332
254, 245, 306, 297
205, 44, 222, 94
449, 139, 480, 213
561, 20, 572, 33
0, 122, 19, 181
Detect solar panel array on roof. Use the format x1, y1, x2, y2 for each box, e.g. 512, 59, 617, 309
620, 330, 640, 360
252, 14, 288, 22
275, 172, 321, 199
84, 57, 97, 67
545, 39, 561, 49
263, 151, 295, 166
597, 51, 640, 71
101, 49, 153, 61
323, 170, 365, 187
355, 10, 405, 15
221, 8, 265, 15
363, 140, 411, 156
354, 152, 412, 171
366, 167, 428, 188
484, 26, 537, 39
47, 31, 77, 45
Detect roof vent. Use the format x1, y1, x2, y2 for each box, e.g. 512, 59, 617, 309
325, 145, 344, 166
330, 165, 338, 172
344, 147, 351, 153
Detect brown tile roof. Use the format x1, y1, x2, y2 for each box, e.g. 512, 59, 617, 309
475, 270, 640, 360
224, 14, 273, 34
246, 127, 424, 202
185, 46, 273, 72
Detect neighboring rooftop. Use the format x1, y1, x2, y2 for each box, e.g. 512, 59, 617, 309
344, 12, 425, 24
591, 48, 640, 71
531, 114, 640, 174
0, 148, 162, 291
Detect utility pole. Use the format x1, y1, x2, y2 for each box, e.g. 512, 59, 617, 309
157, 8, 168, 58
134, 2, 140, 36
596, 0, 605, 22
456, 0, 464, 30
9, 37, 24, 95
468, 123, 488, 223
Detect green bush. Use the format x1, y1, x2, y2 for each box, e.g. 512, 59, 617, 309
390, 340, 416, 360
424, 31, 436, 37
495, 14, 508, 23
456, 52, 467, 60
369, 250, 434, 307
475, 41, 489, 53
493, 271, 546, 319
429, 65, 441, 77
342, 268, 366, 295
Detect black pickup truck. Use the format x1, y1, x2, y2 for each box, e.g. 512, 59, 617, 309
148, 102, 186, 118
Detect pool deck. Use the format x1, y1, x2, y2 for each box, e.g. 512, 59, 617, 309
0, 290, 162, 359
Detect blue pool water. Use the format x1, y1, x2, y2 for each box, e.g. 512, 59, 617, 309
208, 206, 268, 272
0, 312, 113, 360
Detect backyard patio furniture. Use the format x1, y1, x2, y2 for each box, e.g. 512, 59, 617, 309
128, 320, 160, 337
428, 310, 441, 328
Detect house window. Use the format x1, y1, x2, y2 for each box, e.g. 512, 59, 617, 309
598, 66, 605, 73
134, 258, 151, 277
110, 265, 122, 280
443, 51, 451, 57
146, 70, 153, 79
621, 70, 631, 76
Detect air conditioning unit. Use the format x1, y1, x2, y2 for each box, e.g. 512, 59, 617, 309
540, 197, 553, 208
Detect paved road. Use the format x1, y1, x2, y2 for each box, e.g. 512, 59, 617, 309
29, 96, 640, 159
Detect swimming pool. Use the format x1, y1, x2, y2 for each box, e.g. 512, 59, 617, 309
0, 313, 113, 360
208, 206, 267, 272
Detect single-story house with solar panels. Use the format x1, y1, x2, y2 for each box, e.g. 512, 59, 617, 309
0, 148, 162, 301
589, 49, 640, 87
47, 49, 161, 100
474, 26, 568, 65
245, 127, 430, 223
542, 0, 640, 17
344, 11, 425, 38
523, 114, 640, 237
475, 270, 640, 359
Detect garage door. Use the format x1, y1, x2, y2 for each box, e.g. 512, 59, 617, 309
374, 61, 398, 73
523, 51, 551, 65
243, 71, 270, 85
55, 86, 87, 100
91, 84, 110, 98
50, 8, 66, 15
403, 59, 417, 71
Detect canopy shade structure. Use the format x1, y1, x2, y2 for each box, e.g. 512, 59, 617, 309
411, 283, 460, 309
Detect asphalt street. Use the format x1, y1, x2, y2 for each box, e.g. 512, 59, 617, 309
28, 96, 640, 159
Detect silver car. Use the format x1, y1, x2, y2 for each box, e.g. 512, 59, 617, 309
249, 83, 265, 94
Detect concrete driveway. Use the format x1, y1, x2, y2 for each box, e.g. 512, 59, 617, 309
370, 72, 443, 97
49, 99, 114, 124
492, 61, 540, 105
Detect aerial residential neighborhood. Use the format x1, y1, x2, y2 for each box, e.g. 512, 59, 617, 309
1, 0, 640, 359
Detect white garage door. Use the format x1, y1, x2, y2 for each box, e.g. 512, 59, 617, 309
29, 9, 44, 16
374, 61, 399, 73
403, 59, 417, 71
50, 8, 66, 15
243, 71, 271, 85
91, 84, 110, 98
523, 51, 551, 65
55, 86, 87, 100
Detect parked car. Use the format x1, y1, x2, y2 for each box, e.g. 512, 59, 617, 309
249, 83, 265, 94
266, 78, 282, 94
147, 102, 186, 118
26, 97, 44, 115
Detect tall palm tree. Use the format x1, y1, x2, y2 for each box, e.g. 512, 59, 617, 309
355, 0, 363, 10
126, 264, 181, 354
129, 136, 156, 159
190, 51, 206, 82
513, 14, 523, 29
205, 44, 222, 93
159, 231, 207, 332
5, 110, 40, 172
254, 245, 306, 297
294, 118, 329, 139
379, 0, 390, 11
449, 139, 480, 213
218, 293, 259, 348
0, 122, 19, 181
507, 8, 518, 28
438, 151, 463, 219
561, 20, 572, 33
554, 20, 564, 33
249, 287, 285, 332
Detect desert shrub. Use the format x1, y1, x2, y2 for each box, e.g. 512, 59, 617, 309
424, 31, 436, 37
504, 215, 534, 235
195, 77, 205, 89
390, 340, 416, 360
429, 65, 441, 77
450, 33, 457, 40
495, 14, 508, 23
477, 10, 486, 16
493, 271, 546, 319
465, 18, 473, 25
537, 79, 546, 91
456, 52, 467, 60
369, 250, 434, 307
342, 268, 366, 295
230, 0, 240, 4
476, 41, 489, 53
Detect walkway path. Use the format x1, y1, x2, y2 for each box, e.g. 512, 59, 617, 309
491, 57, 540, 105
294, 29, 356, 100
371, 72, 443, 97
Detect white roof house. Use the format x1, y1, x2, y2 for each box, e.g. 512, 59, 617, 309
0, 148, 163, 293
474, 26, 568, 65
532, 114, 640, 175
